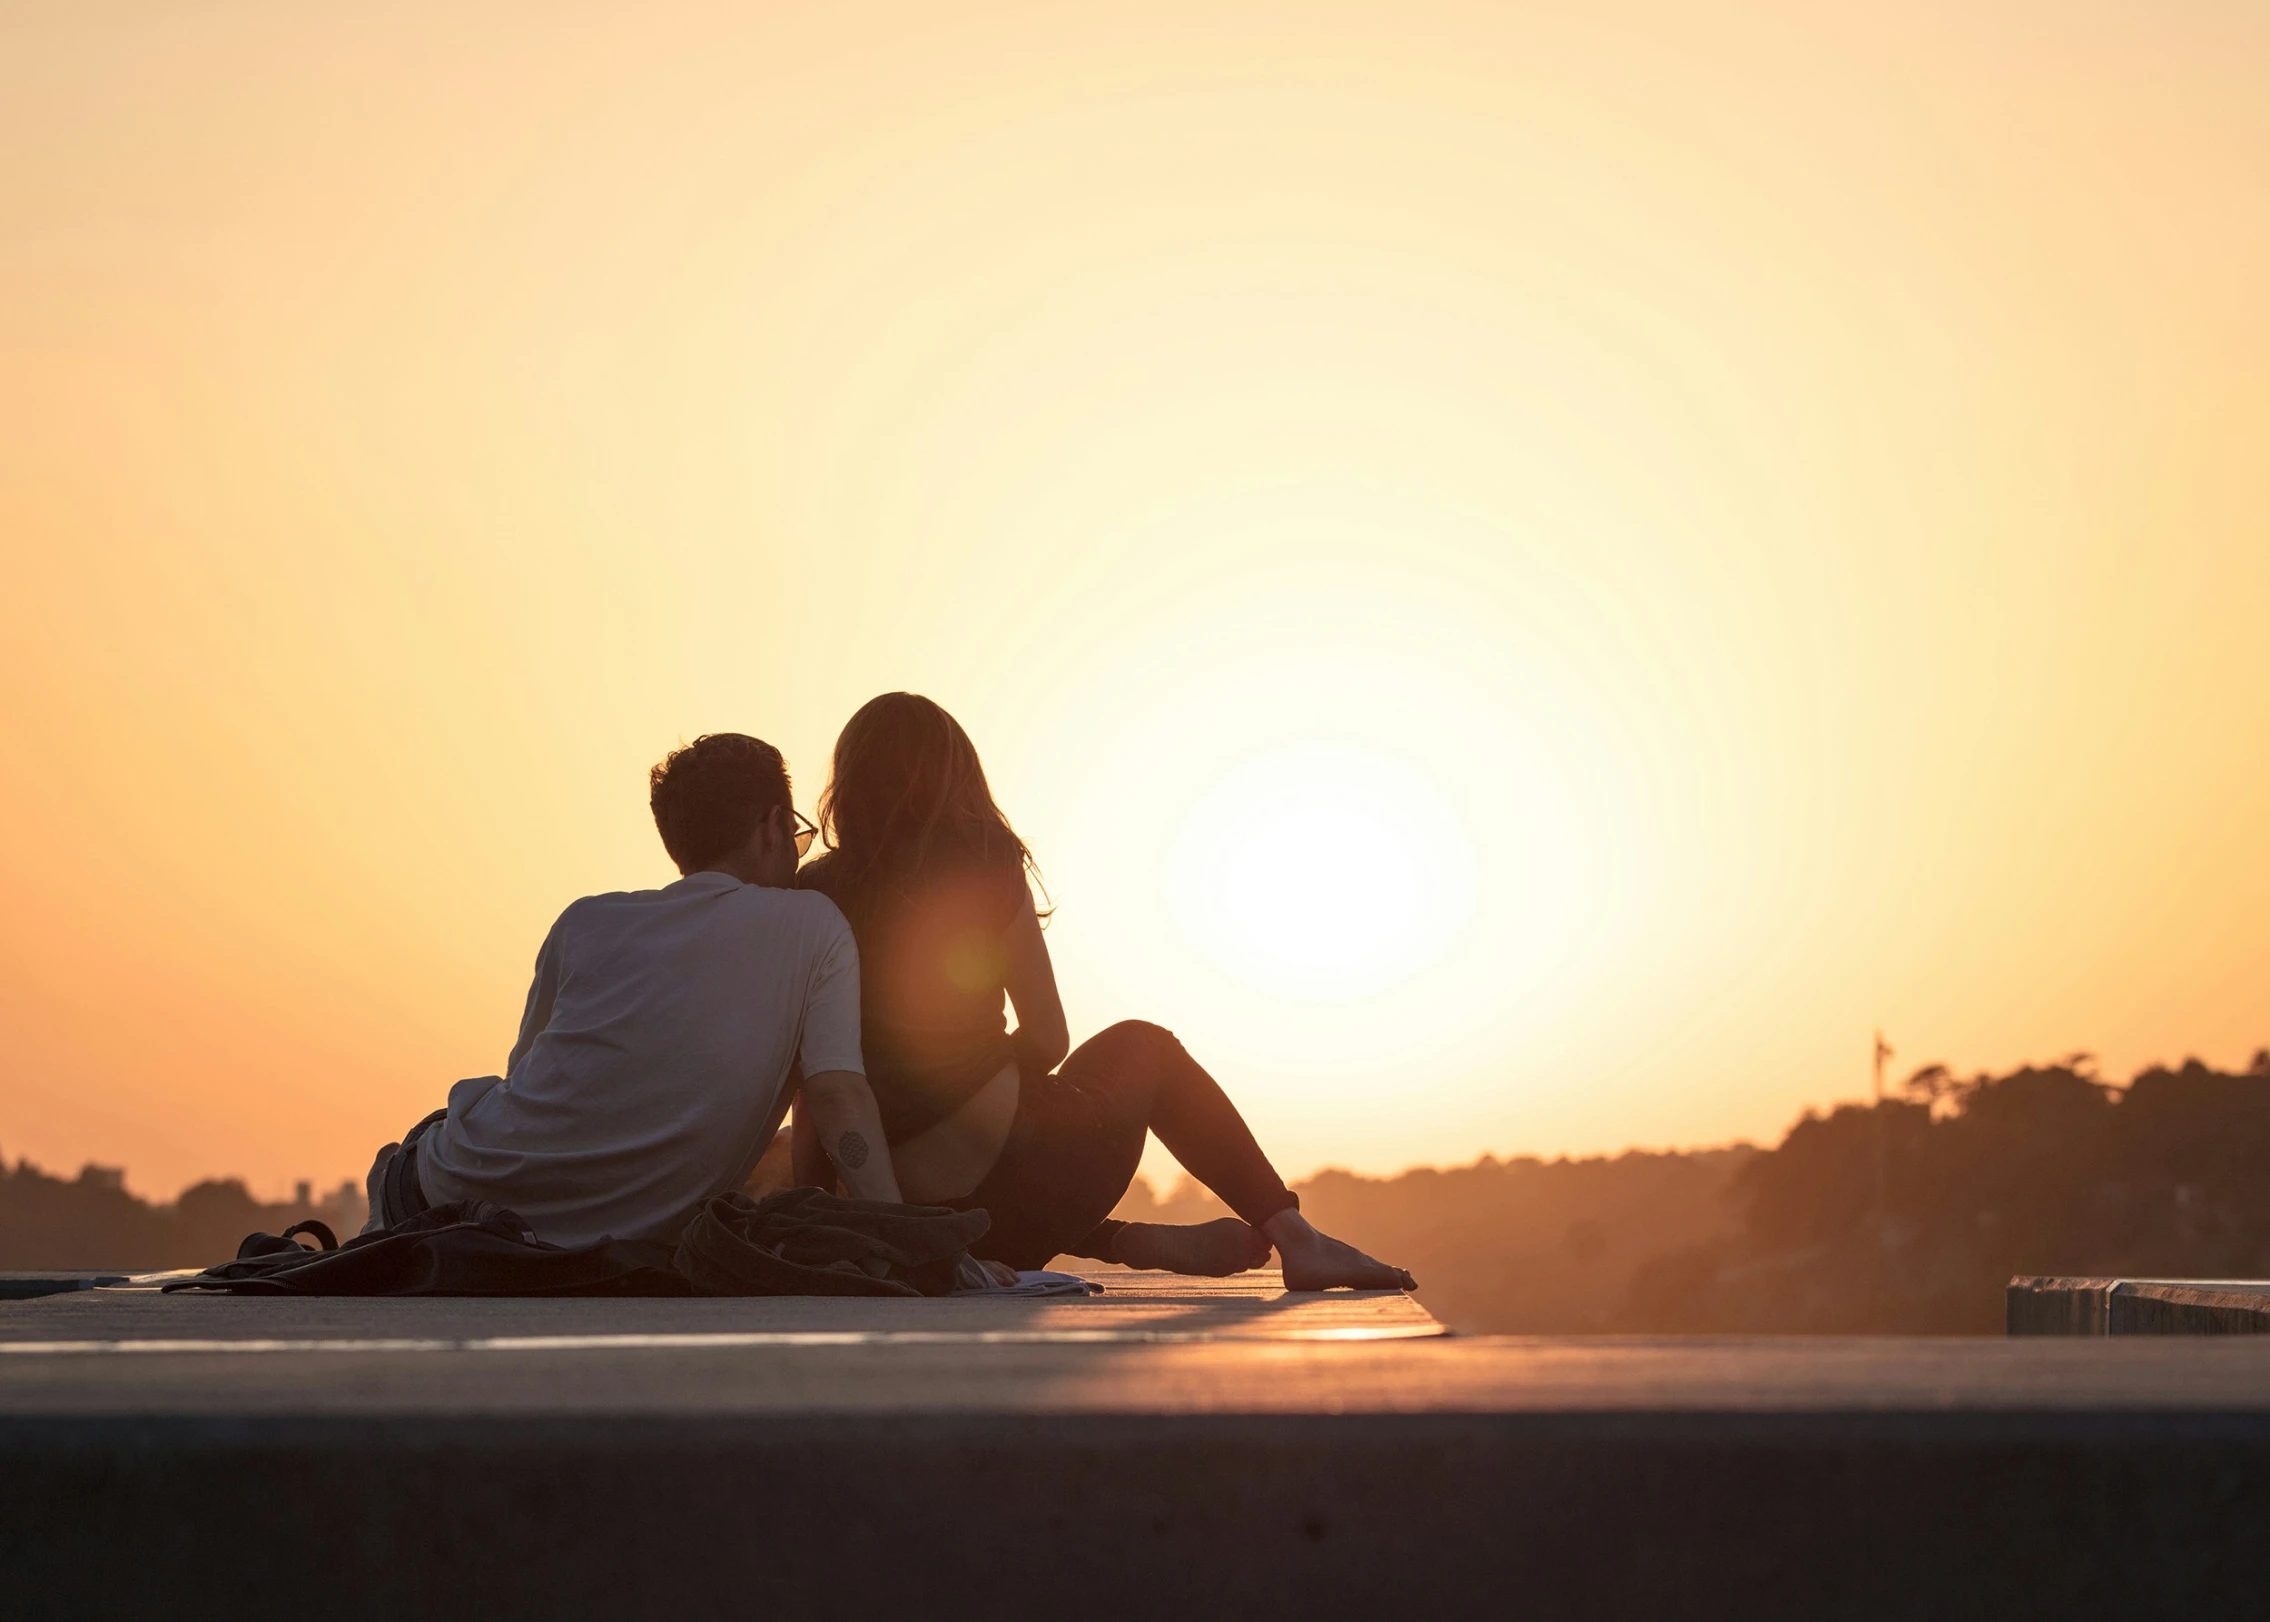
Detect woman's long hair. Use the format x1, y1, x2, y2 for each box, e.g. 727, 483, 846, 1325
815, 692, 1048, 915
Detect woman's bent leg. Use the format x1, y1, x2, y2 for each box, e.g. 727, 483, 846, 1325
954, 1068, 1149, 1272
1065, 1022, 1416, 1291
958, 1021, 1414, 1286
954, 1022, 1281, 1271
1056, 1021, 1299, 1229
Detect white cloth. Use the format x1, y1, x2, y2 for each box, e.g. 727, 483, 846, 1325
416, 872, 863, 1248
951, 1269, 1106, 1298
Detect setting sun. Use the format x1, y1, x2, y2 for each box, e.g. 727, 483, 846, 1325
1172, 743, 1464, 998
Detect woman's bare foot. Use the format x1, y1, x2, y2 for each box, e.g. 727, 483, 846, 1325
1112, 1218, 1273, 1276
1263, 1210, 1416, 1292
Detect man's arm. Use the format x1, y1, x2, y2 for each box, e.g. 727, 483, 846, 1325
789, 1094, 833, 1190
792, 903, 906, 1202
797, 1070, 902, 1203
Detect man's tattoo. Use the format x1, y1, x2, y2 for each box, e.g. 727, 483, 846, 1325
837, 1130, 871, 1170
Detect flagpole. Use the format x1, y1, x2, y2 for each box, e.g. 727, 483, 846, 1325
1872, 1030, 1893, 1246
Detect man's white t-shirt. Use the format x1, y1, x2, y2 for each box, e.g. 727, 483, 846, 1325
416, 872, 863, 1248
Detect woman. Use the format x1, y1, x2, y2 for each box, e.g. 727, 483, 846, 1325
793, 692, 1414, 1291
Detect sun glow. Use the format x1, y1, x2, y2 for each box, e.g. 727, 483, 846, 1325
1023, 567, 1638, 1164
1171, 745, 1466, 998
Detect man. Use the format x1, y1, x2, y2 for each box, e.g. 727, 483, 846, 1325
364, 732, 901, 1244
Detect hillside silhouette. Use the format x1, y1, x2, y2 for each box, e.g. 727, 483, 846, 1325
0, 1162, 361, 1272
1620, 1050, 2270, 1334
1113, 1145, 1753, 1331
1122, 1049, 2270, 1333
9, 1049, 2269, 1328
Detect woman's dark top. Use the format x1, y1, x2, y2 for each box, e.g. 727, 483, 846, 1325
794, 841, 1031, 1144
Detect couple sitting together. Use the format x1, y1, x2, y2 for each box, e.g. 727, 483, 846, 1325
365, 692, 1412, 1293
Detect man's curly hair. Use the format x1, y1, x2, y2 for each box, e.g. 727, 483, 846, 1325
648, 733, 792, 873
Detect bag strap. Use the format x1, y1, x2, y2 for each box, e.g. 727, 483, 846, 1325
281, 1219, 339, 1251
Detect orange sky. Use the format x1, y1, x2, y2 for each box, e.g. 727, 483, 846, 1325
4, 1, 2268, 1200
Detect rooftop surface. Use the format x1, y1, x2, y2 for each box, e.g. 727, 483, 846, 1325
9, 1268, 2270, 1416
10, 1272, 2270, 1618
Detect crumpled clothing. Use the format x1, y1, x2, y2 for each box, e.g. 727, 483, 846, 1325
164, 1201, 689, 1297
671, 1186, 993, 1298
969, 1269, 1105, 1298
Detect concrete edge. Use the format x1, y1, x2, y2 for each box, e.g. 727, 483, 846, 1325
9, 1406, 2270, 1620
2007, 1276, 2114, 1335
2009, 1277, 2270, 1337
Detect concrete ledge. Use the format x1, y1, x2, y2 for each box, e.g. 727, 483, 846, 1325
2010, 1277, 2270, 1335
16, 1281, 2270, 1618
2009, 1276, 2119, 1334
9, 1408, 2270, 1620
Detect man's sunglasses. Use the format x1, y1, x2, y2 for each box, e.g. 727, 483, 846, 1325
790, 808, 819, 858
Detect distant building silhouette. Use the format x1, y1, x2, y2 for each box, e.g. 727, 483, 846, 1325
0, 1157, 363, 1271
